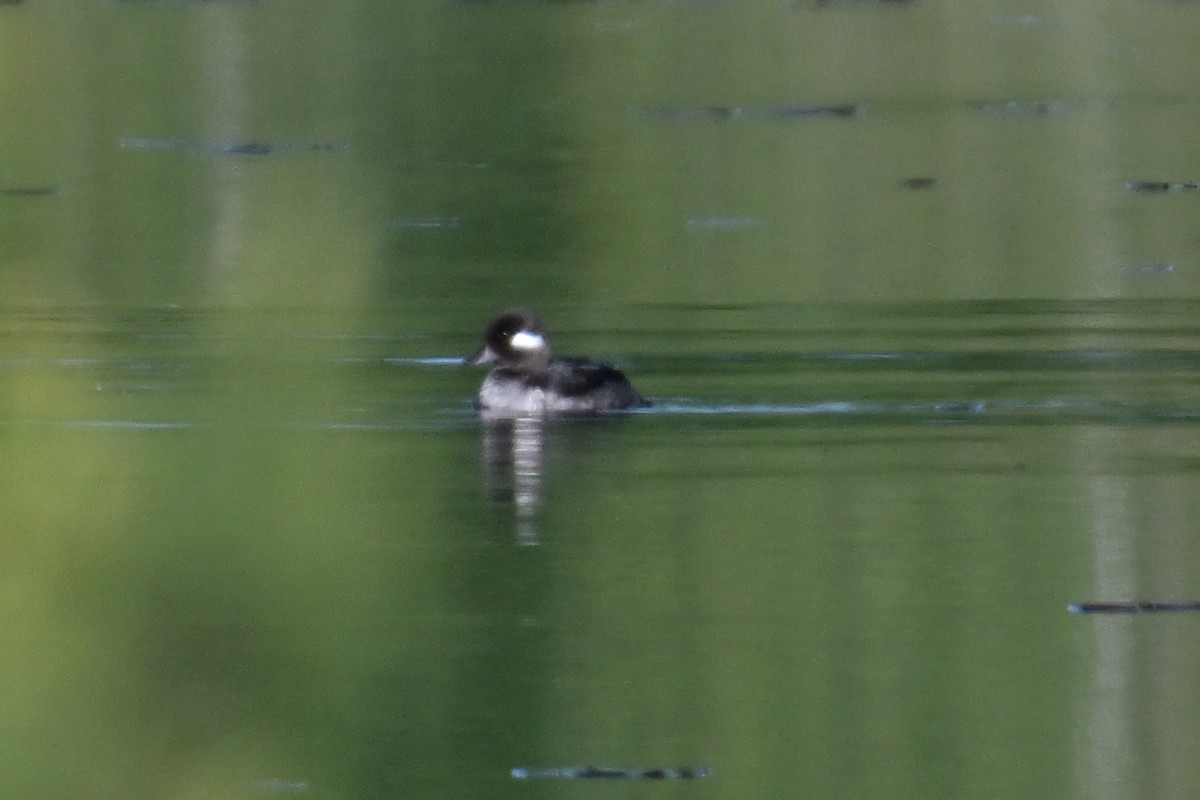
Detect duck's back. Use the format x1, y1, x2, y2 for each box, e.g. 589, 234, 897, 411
542, 357, 645, 411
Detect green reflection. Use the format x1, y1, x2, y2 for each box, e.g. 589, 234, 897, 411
4, 1, 1200, 799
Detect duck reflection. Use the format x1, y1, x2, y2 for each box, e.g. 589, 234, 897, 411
480, 412, 546, 546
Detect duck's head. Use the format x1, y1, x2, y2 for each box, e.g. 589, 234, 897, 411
466, 308, 551, 369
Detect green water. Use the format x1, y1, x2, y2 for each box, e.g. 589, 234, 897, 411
3, 1, 1200, 799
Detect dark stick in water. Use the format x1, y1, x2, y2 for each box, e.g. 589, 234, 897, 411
1068, 601, 1200, 614
511, 765, 712, 780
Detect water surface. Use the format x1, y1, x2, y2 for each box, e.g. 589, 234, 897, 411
3, 1, 1200, 798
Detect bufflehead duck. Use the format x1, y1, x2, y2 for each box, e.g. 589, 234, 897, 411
466, 308, 646, 414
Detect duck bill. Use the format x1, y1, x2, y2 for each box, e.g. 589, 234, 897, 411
465, 344, 498, 366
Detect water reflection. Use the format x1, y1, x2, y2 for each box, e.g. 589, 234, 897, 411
480, 413, 545, 546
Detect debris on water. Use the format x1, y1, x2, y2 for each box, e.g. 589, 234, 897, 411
1068, 601, 1200, 614
989, 14, 1065, 28
809, 0, 915, 6
901, 177, 938, 190
768, 104, 863, 119
389, 216, 462, 231
512, 765, 713, 780
971, 99, 1069, 116
686, 216, 763, 230
1, 186, 62, 197
106, 0, 260, 5
1119, 262, 1177, 277
639, 104, 863, 122
118, 139, 350, 156
1124, 180, 1200, 194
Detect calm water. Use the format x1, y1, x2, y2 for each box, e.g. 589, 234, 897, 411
4, 1, 1200, 799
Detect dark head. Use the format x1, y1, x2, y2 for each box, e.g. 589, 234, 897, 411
466, 308, 551, 370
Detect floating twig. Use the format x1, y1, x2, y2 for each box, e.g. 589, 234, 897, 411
0, 187, 61, 197
1124, 180, 1200, 194
639, 104, 862, 123
511, 765, 713, 780
118, 138, 349, 156
1068, 601, 1200, 614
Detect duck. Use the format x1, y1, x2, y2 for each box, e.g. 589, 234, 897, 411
466, 308, 646, 414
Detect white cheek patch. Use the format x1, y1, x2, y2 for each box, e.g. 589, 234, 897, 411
510, 330, 546, 351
